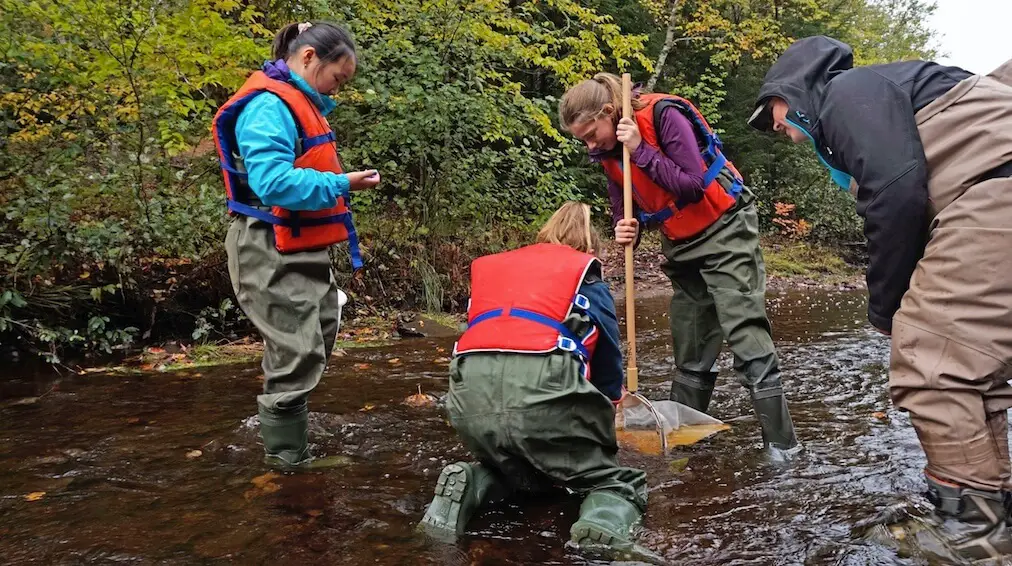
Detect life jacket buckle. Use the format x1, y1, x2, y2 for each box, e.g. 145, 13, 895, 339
557, 336, 578, 352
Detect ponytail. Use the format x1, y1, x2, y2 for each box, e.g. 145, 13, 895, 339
559, 72, 646, 132
272, 21, 356, 64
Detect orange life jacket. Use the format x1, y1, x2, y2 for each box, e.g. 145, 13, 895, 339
212, 65, 361, 268
454, 243, 600, 377
600, 93, 743, 242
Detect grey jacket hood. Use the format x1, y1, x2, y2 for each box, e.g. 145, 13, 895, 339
748, 36, 854, 139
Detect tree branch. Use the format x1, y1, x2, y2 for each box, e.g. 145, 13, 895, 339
646, 0, 681, 91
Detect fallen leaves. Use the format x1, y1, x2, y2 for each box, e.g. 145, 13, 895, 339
360, 403, 376, 412
872, 411, 888, 420
24, 492, 46, 502
433, 357, 450, 364
354, 363, 371, 371
185, 450, 203, 459
388, 358, 401, 365
244, 472, 281, 500
668, 457, 690, 474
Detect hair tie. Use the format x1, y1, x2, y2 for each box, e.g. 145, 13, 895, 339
297, 22, 313, 34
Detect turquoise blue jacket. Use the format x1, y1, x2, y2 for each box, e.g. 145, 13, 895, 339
234, 63, 351, 211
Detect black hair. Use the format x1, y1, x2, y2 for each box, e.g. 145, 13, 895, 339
271, 21, 356, 64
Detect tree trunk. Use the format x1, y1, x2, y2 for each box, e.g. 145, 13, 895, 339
646, 0, 681, 91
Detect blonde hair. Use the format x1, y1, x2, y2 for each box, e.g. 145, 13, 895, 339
559, 72, 647, 132
536, 201, 601, 255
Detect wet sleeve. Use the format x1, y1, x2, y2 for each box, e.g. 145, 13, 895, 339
235, 93, 350, 211
579, 278, 624, 402
630, 106, 706, 207
821, 69, 929, 332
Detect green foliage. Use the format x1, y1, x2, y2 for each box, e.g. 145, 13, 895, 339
331, 0, 651, 230
0, 0, 938, 360
191, 298, 247, 343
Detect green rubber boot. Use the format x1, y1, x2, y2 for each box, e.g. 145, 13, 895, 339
669, 369, 717, 413
751, 393, 802, 462
259, 404, 348, 471
419, 462, 503, 542
569, 490, 667, 565
860, 475, 1012, 564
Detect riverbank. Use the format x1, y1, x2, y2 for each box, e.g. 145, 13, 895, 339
598, 235, 864, 299
58, 238, 862, 376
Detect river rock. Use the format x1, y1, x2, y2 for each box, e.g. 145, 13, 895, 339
395, 313, 460, 338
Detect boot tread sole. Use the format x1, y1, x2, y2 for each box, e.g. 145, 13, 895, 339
420, 464, 470, 535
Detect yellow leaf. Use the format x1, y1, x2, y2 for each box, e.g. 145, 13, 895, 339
388, 358, 401, 365
244, 472, 281, 500
250, 472, 280, 488
185, 450, 202, 459
360, 403, 375, 412
79, 271, 90, 279
24, 492, 46, 502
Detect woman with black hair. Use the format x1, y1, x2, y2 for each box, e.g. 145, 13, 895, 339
213, 21, 381, 469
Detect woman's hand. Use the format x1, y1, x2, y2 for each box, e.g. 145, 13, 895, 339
615, 218, 639, 246
616, 117, 642, 152
347, 170, 381, 191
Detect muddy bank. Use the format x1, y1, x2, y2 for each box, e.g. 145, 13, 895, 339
7, 237, 863, 376
599, 237, 864, 300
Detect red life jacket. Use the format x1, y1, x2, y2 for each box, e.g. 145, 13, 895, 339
454, 243, 600, 375
600, 93, 743, 242
212, 65, 361, 268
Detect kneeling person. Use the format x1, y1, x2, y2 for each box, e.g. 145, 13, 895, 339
420, 202, 650, 559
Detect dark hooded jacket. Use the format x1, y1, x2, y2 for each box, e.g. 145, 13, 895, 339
751, 36, 972, 332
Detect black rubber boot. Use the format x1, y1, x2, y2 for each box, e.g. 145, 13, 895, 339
259, 404, 347, 471
862, 475, 1012, 564
419, 462, 504, 542
569, 490, 668, 565
669, 369, 718, 413
750, 392, 800, 461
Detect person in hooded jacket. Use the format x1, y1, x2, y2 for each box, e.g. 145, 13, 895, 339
751, 36, 1012, 562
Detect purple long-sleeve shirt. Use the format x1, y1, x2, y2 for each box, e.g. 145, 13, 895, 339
590, 106, 706, 226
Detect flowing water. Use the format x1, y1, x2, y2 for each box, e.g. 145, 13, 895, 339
1, 289, 934, 565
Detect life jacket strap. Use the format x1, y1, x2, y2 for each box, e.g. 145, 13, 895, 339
465, 304, 592, 360
226, 199, 363, 269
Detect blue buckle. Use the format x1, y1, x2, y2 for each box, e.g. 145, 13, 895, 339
573, 294, 590, 310
557, 336, 578, 352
